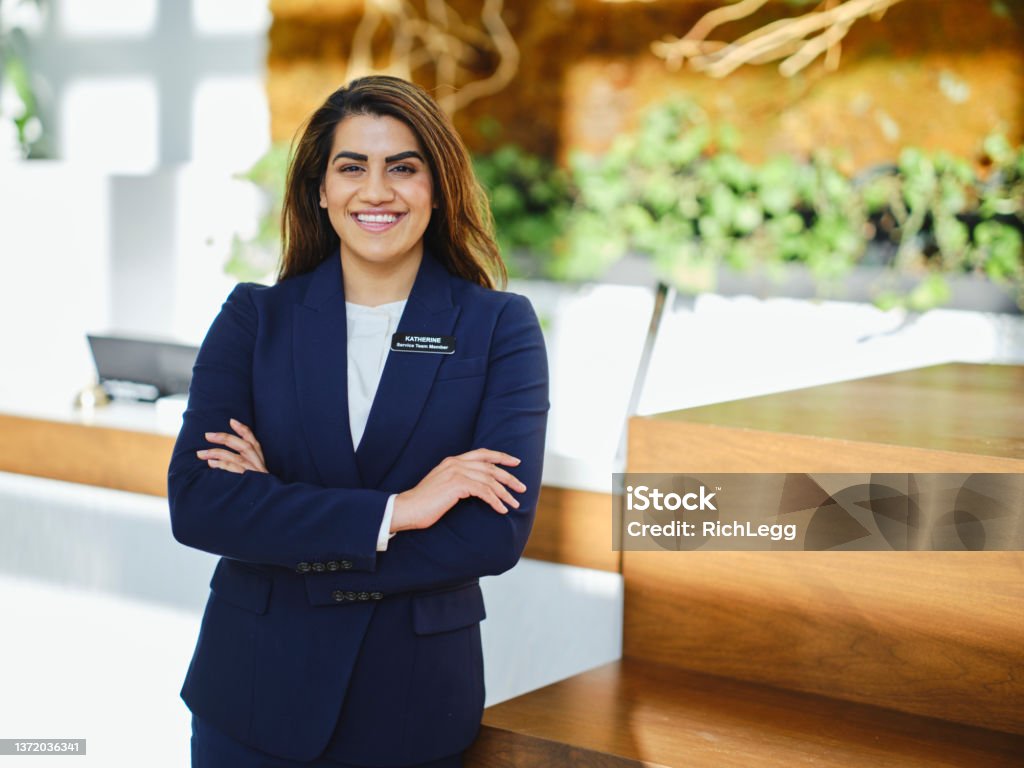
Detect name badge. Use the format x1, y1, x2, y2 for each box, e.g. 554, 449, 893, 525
391, 333, 456, 354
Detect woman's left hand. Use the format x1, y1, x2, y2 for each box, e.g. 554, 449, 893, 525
196, 418, 268, 474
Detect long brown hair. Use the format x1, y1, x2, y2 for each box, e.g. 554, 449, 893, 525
277, 76, 506, 289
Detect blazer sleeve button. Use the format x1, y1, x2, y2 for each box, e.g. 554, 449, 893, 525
326, 561, 340, 571
370, 592, 384, 600
340, 560, 354, 570
332, 590, 345, 602
312, 562, 326, 572
357, 592, 369, 601
344, 591, 357, 601
296, 562, 311, 573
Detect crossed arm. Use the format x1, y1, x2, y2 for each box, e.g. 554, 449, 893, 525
169, 284, 549, 595
198, 420, 528, 528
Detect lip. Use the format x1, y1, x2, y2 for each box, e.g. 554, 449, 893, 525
351, 211, 407, 233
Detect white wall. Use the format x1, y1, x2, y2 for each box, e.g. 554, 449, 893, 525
32, 0, 270, 169
639, 291, 1024, 416
0, 163, 110, 413
9, 0, 272, 346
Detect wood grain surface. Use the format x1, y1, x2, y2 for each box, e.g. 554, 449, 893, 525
622, 551, 1024, 735
641, 363, 1024, 467
629, 417, 1024, 474
465, 659, 1024, 767
0, 413, 175, 496
526, 486, 619, 572
622, 363, 1024, 734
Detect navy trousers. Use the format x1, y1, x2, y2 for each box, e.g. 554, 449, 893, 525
191, 715, 464, 768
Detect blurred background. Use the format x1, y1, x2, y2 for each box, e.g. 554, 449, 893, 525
1, 1, 1022, 765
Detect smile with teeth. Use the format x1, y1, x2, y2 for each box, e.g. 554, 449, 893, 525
355, 212, 404, 224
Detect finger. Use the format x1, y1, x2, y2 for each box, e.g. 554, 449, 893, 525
209, 458, 264, 474
451, 461, 526, 495
198, 448, 249, 468
487, 465, 527, 493
205, 458, 245, 474
457, 469, 520, 509
495, 483, 520, 509
205, 431, 252, 454
458, 448, 521, 466
469, 481, 508, 514
197, 449, 266, 474
228, 418, 258, 443
229, 419, 265, 463
205, 432, 262, 468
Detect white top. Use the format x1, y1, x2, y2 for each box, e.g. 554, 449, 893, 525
346, 299, 407, 551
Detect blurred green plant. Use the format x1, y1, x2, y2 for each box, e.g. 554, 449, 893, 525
0, 0, 46, 158
472, 144, 572, 278
520, 101, 1023, 311
224, 143, 291, 282
227, 102, 1024, 311
862, 136, 1024, 310
560, 102, 869, 294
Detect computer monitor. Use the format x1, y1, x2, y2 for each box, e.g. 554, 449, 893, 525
87, 334, 198, 402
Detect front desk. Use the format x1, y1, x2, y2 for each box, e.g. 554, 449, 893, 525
0, 401, 617, 572
624, 362, 1024, 732
467, 362, 1024, 767
0, 395, 624, 743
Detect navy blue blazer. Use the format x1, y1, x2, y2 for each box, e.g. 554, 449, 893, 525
168, 250, 549, 765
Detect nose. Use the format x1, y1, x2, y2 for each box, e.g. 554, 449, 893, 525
359, 167, 395, 204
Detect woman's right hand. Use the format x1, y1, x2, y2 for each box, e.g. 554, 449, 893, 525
392, 448, 527, 532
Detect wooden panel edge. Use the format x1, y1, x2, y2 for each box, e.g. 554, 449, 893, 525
524, 486, 620, 572
0, 413, 174, 497
627, 417, 1024, 473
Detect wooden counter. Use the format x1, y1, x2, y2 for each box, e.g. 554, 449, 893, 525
466, 363, 1024, 767
0, 410, 616, 572
628, 362, 1024, 474
0, 412, 174, 497
624, 362, 1024, 734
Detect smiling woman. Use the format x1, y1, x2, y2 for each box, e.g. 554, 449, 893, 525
319, 114, 436, 304
278, 76, 505, 291
168, 76, 549, 768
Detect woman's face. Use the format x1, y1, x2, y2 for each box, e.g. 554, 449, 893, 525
320, 113, 435, 273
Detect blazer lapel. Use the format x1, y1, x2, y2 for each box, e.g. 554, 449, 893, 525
355, 252, 459, 489
293, 255, 363, 489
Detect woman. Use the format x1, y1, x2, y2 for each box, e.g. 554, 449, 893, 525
168, 75, 549, 768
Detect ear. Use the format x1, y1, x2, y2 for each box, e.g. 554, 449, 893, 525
319, 182, 327, 209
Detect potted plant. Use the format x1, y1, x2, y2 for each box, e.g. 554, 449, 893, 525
0, 0, 46, 159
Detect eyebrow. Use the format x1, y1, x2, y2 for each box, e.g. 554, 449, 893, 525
331, 150, 425, 164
